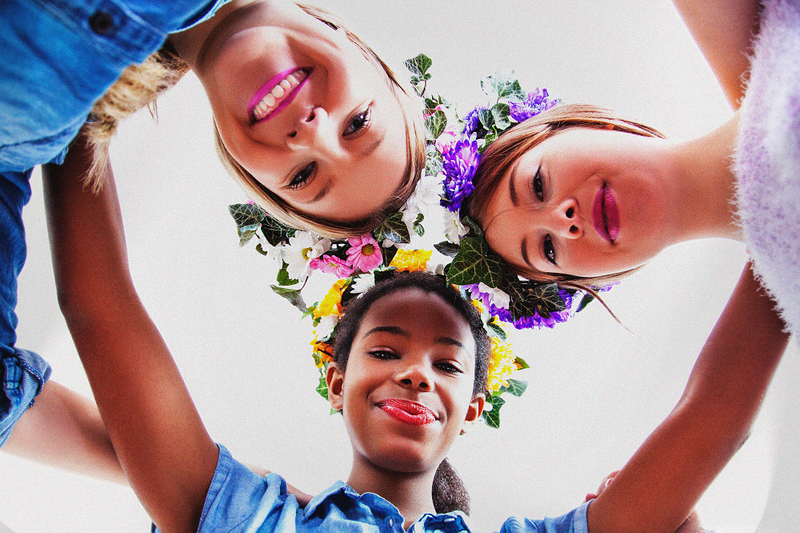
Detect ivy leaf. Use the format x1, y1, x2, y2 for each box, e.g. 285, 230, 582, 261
382, 246, 398, 267
446, 236, 505, 287
486, 320, 507, 340
260, 216, 296, 247
228, 203, 265, 246
275, 263, 299, 286
461, 215, 484, 238
404, 53, 433, 77
477, 108, 494, 132
270, 285, 307, 313
481, 72, 525, 101
316, 375, 329, 400
482, 395, 505, 428
374, 212, 410, 244
434, 241, 460, 258
504, 378, 528, 397
490, 102, 512, 131
425, 144, 444, 176
506, 280, 566, 320
425, 109, 447, 140
412, 213, 425, 237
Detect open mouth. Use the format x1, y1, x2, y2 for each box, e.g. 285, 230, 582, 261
248, 68, 310, 124
592, 184, 620, 242
377, 399, 436, 426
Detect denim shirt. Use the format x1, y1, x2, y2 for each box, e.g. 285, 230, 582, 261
162, 445, 590, 533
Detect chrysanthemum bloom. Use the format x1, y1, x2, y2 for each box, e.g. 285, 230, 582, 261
346, 234, 383, 273
508, 88, 558, 122
313, 279, 349, 319
461, 106, 487, 136
283, 232, 331, 280
486, 337, 520, 393
309, 254, 354, 278
390, 249, 432, 272
440, 134, 481, 212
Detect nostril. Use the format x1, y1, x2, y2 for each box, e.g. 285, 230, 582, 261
306, 109, 316, 122
288, 131, 297, 138
566, 207, 574, 218
570, 225, 579, 234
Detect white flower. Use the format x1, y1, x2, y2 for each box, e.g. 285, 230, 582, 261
404, 173, 441, 218
282, 232, 330, 281
349, 274, 376, 296
442, 210, 469, 244
478, 282, 511, 309
314, 314, 339, 341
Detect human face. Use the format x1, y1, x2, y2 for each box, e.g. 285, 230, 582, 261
328, 289, 483, 475
482, 127, 674, 279
197, 1, 409, 223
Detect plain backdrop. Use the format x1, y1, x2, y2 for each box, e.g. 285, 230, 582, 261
1, 1, 798, 532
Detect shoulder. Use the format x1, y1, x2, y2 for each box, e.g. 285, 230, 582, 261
497, 502, 590, 533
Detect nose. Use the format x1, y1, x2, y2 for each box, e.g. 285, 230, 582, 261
285, 107, 337, 154
395, 360, 432, 391
548, 198, 583, 239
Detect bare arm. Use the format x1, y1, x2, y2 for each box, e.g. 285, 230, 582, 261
672, 0, 762, 109
587, 262, 788, 533
43, 135, 218, 533
3, 380, 126, 485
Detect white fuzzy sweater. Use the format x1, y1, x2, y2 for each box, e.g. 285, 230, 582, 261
735, 0, 800, 339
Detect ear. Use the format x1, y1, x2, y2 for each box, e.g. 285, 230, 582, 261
326, 363, 344, 411
461, 394, 485, 434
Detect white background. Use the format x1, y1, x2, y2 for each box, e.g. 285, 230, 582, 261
1, 1, 798, 531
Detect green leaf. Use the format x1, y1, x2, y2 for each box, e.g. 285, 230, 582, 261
373, 212, 410, 244
504, 378, 528, 397
434, 241, 460, 258
424, 109, 447, 141
514, 356, 530, 370
316, 375, 329, 400
477, 108, 494, 131
486, 320, 507, 340
275, 263, 299, 286
446, 236, 505, 287
481, 72, 525, 101
461, 215, 483, 238
382, 245, 398, 267
506, 281, 566, 320
404, 54, 433, 77
482, 395, 505, 428
228, 203, 265, 246
425, 144, 443, 176
270, 285, 307, 312
413, 213, 425, 237
490, 102, 512, 131
260, 216, 296, 247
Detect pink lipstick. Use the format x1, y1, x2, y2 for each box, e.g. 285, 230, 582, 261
592, 185, 620, 242
378, 399, 436, 426
248, 67, 310, 124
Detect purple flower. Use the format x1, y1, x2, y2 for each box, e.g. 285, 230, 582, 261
461, 106, 487, 136
465, 283, 574, 329
508, 88, 558, 123
440, 134, 481, 212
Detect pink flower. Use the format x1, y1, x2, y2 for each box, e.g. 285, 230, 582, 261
346, 234, 383, 273
435, 126, 461, 155
309, 254, 355, 277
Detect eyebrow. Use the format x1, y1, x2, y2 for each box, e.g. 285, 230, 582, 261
508, 162, 521, 207
302, 131, 387, 205
362, 326, 467, 351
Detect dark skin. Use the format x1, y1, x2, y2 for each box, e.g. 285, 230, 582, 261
45, 131, 787, 532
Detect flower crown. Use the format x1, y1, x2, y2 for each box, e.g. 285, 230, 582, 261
228, 55, 599, 426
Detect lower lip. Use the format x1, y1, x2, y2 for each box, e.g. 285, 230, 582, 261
593, 185, 620, 242
378, 400, 436, 426
247, 67, 309, 123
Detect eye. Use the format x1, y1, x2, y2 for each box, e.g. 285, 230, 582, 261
369, 349, 397, 360
543, 234, 557, 265
436, 361, 463, 375
288, 162, 316, 189
531, 167, 544, 201
343, 107, 372, 137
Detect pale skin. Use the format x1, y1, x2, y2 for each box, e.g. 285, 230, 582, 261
43, 131, 787, 533
167, 0, 409, 223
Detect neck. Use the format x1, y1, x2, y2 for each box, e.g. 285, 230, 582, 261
347, 456, 438, 529
665, 112, 743, 243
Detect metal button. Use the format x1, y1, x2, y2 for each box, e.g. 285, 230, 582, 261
89, 11, 114, 35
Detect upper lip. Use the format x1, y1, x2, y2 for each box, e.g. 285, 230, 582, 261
377, 398, 437, 418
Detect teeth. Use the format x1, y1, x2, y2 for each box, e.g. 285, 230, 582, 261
252, 69, 308, 122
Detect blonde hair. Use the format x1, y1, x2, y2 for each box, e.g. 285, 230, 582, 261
463, 103, 665, 289
83, 3, 425, 239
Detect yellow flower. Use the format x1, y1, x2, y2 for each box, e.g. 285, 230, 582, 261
311, 339, 333, 368
313, 279, 349, 319
486, 337, 520, 393
389, 249, 432, 272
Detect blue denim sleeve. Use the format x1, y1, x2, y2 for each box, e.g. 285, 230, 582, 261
0, 348, 52, 448
498, 502, 590, 533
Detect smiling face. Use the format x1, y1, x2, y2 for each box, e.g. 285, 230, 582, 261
480, 127, 675, 279
328, 288, 483, 475
196, 2, 410, 224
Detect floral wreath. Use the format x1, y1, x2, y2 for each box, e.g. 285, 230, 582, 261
228, 55, 601, 427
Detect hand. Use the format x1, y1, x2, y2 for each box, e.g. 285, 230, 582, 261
585, 470, 620, 502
